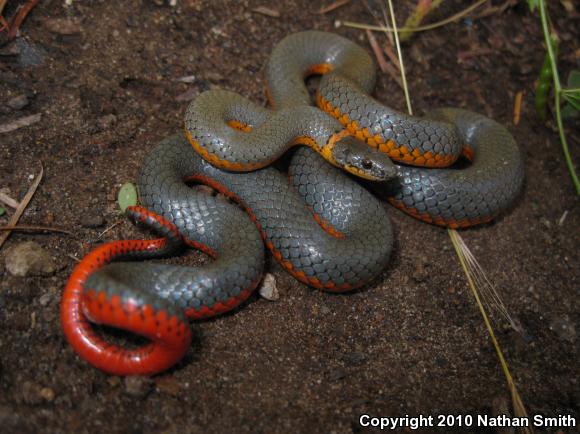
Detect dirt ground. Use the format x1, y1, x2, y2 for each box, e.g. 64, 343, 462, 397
0, 1, 578, 433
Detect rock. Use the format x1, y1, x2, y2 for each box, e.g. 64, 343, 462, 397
155, 376, 182, 396
5, 242, 56, 277
39, 387, 55, 402
259, 273, 279, 301
79, 213, 105, 228
15, 37, 47, 68
411, 256, 429, 283
124, 376, 153, 399
7, 94, 30, 110
38, 292, 52, 306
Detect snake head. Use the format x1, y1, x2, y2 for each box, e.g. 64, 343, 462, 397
330, 136, 398, 181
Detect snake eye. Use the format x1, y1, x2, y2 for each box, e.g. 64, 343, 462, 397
362, 159, 373, 170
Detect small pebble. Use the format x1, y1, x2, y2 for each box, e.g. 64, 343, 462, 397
5, 241, 56, 277
39, 387, 55, 402
38, 293, 52, 306
411, 257, 429, 282
155, 376, 182, 396
79, 213, 105, 228
124, 376, 153, 399
259, 273, 279, 301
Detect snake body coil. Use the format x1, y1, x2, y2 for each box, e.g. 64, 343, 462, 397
61, 30, 523, 375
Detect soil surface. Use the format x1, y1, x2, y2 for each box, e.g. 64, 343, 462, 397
0, 1, 578, 433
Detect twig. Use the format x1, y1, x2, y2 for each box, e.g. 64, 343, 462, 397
339, 0, 489, 34
97, 220, 122, 240
317, 0, 350, 14
366, 29, 403, 89
0, 225, 73, 235
513, 91, 523, 126
0, 191, 19, 209
0, 163, 43, 249
66, 253, 81, 263
8, 0, 40, 38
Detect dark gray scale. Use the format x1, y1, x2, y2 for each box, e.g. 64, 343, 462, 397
385, 109, 524, 223
266, 31, 376, 109
87, 136, 265, 314
187, 141, 393, 289
266, 30, 524, 225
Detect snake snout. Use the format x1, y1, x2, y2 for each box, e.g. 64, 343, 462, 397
333, 137, 398, 181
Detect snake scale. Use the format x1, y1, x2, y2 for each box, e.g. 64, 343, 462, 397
61, 31, 524, 375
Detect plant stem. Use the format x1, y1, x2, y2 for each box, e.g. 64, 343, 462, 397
538, 0, 580, 194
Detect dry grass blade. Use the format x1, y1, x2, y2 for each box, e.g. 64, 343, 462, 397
0, 225, 73, 235
449, 230, 532, 433
0, 163, 43, 249
451, 229, 524, 334
385, 0, 413, 115
0, 0, 7, 16
378, 1, 531, 428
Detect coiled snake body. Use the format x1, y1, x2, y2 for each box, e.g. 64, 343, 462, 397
61, 31, 523, 375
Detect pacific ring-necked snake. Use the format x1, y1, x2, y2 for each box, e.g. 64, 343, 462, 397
61, 31, 524, 375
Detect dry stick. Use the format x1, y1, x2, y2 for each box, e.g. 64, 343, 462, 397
0, 225, 73, 235
317, 0, 350, 14
0, 163, 43, 249
8, 0, 40, 38
366, 29, 403, 89
341, 0, 489, 34
0, 191, 19, 209
513, 91, 523, 126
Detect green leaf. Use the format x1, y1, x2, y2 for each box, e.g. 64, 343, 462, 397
561, 103, 579, 119
0, 206, 5, 216
562, 90, 580, 111
566, 70, 580, 87
561, 72, 580, 112
118, 182, 138, 212
527, 0, 539, 11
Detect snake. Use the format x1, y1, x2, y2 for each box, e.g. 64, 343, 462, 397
61, 30, 523, 375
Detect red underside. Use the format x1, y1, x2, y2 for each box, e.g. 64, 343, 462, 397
60, 206, 257, 376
